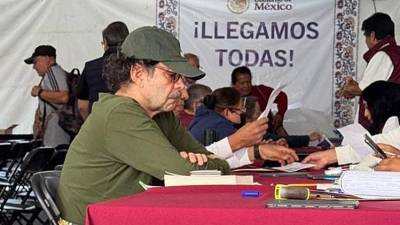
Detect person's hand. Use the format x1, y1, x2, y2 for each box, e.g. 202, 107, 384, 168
302, 149, 337, 170
259, 144, 299, 165
228, 118, 268, 150
375, 157, 400, 171
263, 139, 274, 144
31, 85, 41, 97
179, 151, 208, 166
341, 77, 361, 98
377, 143, 400, 155
308, 131, 322, 142
275, 138, 289, 148
272, 113, 283, 130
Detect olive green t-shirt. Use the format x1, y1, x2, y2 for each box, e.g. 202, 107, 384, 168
57, 93, 230, 224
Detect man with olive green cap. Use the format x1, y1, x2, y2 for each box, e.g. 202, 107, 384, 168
56, 26, 230, 225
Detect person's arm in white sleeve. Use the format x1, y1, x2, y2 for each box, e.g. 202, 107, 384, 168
335, 144, 363, 165
206, 138, 252, 168
206, 137, 234, 159
372, 127, 400, 149
359, 51, 393, 90
224, 148, 253, 169
336, 126, 400, 165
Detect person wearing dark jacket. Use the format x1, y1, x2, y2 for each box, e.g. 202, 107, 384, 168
189, 87, 298, 169
189, 87, 244, 144
77, 21, 129, 120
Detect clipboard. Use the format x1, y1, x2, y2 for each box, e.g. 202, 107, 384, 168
364, 134, 387, 159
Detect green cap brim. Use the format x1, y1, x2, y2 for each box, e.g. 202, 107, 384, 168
163, 61, 205, 78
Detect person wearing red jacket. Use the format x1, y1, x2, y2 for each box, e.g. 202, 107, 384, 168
231, 66, 288, 136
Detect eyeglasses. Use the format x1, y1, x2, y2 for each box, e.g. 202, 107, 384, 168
155, 66, 183, 83
228, 107, 246, 115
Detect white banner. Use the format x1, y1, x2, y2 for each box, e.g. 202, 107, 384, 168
179, 0, 335, 113
0, 0, 154, 133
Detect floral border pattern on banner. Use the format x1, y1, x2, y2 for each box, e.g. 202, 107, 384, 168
332, 0, 359, 128
156, 0, 179, 37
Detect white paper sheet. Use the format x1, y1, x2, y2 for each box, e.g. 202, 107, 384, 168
258, 82, 287, 120
272, 162, 315, 172
337, 123, 372, 157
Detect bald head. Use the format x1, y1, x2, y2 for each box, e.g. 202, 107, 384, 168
184, 53, 200, 69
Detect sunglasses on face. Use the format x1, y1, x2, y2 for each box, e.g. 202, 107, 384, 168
154, 66, 183, 83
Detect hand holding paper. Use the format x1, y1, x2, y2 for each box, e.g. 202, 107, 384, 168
258, 82, 287, 120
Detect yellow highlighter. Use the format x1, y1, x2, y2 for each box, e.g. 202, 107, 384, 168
274, 184, 311, 200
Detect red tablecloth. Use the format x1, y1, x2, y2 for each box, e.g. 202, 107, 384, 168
85, 175, 400, 225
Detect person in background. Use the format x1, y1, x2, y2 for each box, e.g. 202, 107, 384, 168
77, 21, 129, 120
231, 66, 288, 136
178, 84, 212, 128
25, 45, 71, 147
244, 96, 321, 148
342, 12, 400, 131
183, 53, 204, 86
179, 85, 281, 168
303, 81, 400, 169
189, 87, 298, 168
189, 87, 245, 144
57, 26, 230, 225
173, 53, 204, 116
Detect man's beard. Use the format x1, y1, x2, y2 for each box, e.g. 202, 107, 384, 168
157, 91, 182, 112
168, 91, 182, 100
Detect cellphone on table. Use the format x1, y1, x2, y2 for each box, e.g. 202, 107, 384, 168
364, 134, 387, 159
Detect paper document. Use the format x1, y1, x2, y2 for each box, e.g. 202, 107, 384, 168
316, 183, 342, 193
337, 123, 372, 157
232, 168, 275, 173
258, 82, 287, 119
339, 171, 400, 198
138, 180, 160, 190
272, 162, 315, 172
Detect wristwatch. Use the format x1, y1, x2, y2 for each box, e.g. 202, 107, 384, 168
254, 144, 262, 160
37, 88, 43, 97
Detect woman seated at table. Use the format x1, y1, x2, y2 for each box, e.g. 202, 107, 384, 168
303, 81, 400, 170
189, 87, 244, 144
189, 87, 298, 168
244, 96, 321, 148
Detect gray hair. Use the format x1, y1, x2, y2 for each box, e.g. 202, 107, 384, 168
184, 84, 212, 111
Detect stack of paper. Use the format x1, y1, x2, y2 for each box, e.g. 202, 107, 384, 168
339, 171, 400, 199
164, 174, 255, 186
190, 170, 222, 176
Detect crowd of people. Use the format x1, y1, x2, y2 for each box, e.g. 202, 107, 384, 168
20, 12, 400, 225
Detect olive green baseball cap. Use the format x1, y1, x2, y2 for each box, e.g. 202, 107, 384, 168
121, 26, 205, 78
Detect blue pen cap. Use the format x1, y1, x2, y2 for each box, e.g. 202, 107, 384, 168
241, 191, 260, 197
